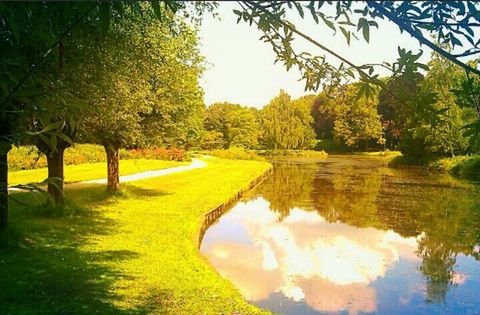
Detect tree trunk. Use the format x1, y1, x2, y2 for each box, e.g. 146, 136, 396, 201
46, 147, 65, 206
0, 152, 8, 229
105, 145, 120, 192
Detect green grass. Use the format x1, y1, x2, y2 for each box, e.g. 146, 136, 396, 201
9, 159, 188, 186
1, 157, 272, 314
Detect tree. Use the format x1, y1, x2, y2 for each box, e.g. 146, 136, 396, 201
333, 84, 384, 150
378, 71, 424, 150
260, 90, 316, 150
311, 92, 336, 140
420, 54, 473, 156
398, 52, 477, 158
200, 130, 225, 150
78, 13, 204, 192
204, 102, 259, 149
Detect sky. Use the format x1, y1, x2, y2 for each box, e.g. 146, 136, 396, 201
198, 2, 432, 109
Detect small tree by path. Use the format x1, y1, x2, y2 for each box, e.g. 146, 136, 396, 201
78, 14, 204, 192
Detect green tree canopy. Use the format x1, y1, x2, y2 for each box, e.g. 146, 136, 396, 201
204, 102, 259, 149
260, 90, 316, 150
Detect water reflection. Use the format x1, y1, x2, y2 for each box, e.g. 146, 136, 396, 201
201, 156, 480, 315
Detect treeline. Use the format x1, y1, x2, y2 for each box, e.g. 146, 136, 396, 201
201, 90, 316, 151
203, 52, 480, 161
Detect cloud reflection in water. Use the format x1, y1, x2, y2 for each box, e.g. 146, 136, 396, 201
201, 197, 420, 314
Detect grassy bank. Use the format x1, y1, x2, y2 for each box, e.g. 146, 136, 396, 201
389, 154, 480, 181
1, 157, 272, 314
9, 159, 188, 186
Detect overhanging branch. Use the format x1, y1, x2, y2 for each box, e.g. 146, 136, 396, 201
368, 1, 480, 76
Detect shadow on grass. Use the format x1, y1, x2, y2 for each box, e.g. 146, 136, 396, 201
0, 184, 169, 314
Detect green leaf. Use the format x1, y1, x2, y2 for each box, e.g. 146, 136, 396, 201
56, 133, 73, 145
151, 0, 162, 19
339, 27, 351, 45
357, 18, 370, 43
27, 121, 63, 136
0, 141, 12, 155
99, 2, 111, 34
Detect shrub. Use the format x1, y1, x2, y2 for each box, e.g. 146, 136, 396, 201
314, 138, 349, 153
8, 146, 47, 171
258, 149, 328, 158
202, 147, 264, 161
200, 130, 225, 150
121, 147, 186, 161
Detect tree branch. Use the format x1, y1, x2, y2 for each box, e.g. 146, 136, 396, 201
0, 3, 98, 109
243, 1, 409, 106
368, 1, 480, 76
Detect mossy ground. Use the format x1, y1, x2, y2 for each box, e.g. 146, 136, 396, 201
1, 157, 272, 314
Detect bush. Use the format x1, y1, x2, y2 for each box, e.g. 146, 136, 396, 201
8, 144, 187, 171
451, 156, 480, 181
202, 147, 264, 161
200, 130, 225, 150
389, 153, 480, 181
8, 146, 47, 171
314, 138, 349, 153
258, 149, 328, 158
121, 147, 186, 161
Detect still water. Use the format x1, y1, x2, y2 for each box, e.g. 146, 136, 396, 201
200, 156, 480, 315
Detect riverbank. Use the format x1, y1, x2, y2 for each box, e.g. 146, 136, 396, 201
1, 157, 272, 314
389, 154, 480, 181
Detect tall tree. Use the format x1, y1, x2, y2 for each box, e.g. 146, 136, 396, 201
397, 52, 477, 158
311, 92, 336, 140
333, 84, 384, 150
260, 90, 316, 150
204, 102, 259, 149
78, 12, 204, 192
378, 71, 425, 150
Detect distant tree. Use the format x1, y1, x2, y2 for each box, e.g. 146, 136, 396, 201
260, 90, 316, 150
204, 102, 259, 149
378, 72, 424, 150
200, 130, 225, 150
311, 92, 336, 140
333, 85, 384, 150
139, 21, 205, 150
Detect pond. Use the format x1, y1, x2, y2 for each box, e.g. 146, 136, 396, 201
200, 155, 480, 315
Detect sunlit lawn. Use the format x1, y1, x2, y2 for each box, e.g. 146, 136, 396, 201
0, 157, 272, 314
9, 159, 188, 186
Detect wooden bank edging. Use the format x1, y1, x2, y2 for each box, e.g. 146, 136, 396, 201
198, 165, 273, 246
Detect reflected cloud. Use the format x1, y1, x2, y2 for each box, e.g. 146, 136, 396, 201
202, 198, 420, 314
